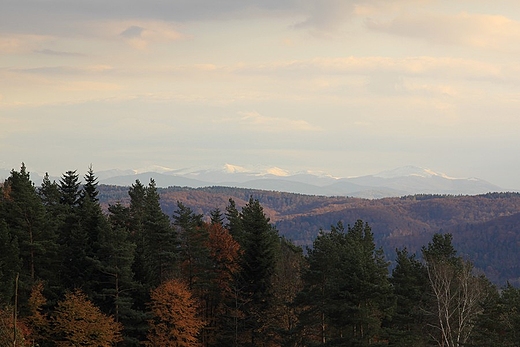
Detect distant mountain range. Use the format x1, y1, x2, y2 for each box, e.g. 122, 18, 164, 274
91, 164, 504, 198
1, 164, 506, 198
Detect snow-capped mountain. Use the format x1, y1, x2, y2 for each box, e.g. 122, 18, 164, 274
373, 165, 453, 179
94, 165, 504, 198
0, 164, 505, 198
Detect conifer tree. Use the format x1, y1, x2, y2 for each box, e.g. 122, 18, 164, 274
237, 197, 281, 346
296, 220, 392, 346
0, 220, 21, 305
81, 165, 99, 203
95, 202, 139, 346
0, 164, 57, 309
173, 202, 209, 290
143, 179, 177, 287
388, 248, 431, 346
209, 208, 224, 226
225, 199, 243, 246
59, 170, 81, 207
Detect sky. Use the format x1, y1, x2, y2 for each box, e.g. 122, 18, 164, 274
1, 0, 520, 189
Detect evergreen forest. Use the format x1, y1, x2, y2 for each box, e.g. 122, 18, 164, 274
1, 164, 520, 347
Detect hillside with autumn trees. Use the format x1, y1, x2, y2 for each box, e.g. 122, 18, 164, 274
2, 164, 520, 346
99, 185, 520, 285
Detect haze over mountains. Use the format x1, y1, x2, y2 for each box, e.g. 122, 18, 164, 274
99, 164, 506, 198
2, 164, 505, 198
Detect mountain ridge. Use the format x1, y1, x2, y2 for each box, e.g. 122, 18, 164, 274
0, 164, 508, 198
95, 165, 503, 198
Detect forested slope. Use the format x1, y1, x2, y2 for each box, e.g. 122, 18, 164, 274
99, 186, 520, 284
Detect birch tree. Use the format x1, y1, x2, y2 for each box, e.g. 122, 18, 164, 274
423, 234, 487, 347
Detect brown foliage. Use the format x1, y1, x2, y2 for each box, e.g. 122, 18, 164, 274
0, 306, 31, 347
51, 289, 123, 347
147, 279, 205, 347
206, 223, 241, 294
25, 281, 48, 343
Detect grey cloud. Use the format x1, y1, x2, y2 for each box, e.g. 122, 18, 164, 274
120, 26, 145, 38
1, 0, 363, 35
293, 0, 356, 33
365, 14, 464, 45
34, 49, 85, 57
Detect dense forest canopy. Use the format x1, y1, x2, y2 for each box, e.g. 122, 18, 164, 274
1, 164, 520, 346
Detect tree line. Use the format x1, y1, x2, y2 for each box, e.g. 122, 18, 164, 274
1, 164, 520, 346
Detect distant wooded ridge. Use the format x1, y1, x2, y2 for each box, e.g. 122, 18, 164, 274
99, 185, 520, 286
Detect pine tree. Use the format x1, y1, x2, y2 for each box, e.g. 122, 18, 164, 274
0, 220, 21, 306
95, 202, 139, 346
388, 248, 431, 346
173, 202, 209, 290
209, 208, 224, 226
59, 170, 81, 207
225, 199, 243, 246
126, 179, 177, 344
0, 164, 57, 310
81, 165, 99, 203
296, 220, 392, 346
237, 197, 281, 346
142, 179, 177, 287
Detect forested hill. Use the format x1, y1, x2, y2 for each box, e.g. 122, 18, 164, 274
98, 185, 520, 285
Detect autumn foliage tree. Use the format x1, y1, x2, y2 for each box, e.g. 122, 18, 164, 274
0, 305, 30, 347
51, 289, 122, 347
25, 281, 49, 345
146, 279, 205, 347
204, 222, 242, 346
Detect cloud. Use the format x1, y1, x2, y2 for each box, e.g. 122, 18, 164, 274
103, 21, 185, 49
222, 111, 321, 132
366, 12, 520, 49
33, 48, 85, 56
120, 26, 145, 38
0, 0, 378, 38
293, 0, 356, 34
0, 34, 52, 54
233, 56, 503, 81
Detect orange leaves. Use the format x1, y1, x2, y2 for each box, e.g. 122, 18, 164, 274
146, 279, 205, 347
25, 281, 48, 342
206, 223, 241, 293
0, 305, 31, 347
52, 289, 122, 347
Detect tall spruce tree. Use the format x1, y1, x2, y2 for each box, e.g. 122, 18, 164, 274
142, 179, 177, 287
0, 219, 21, 306
172, 202, 209, 290
296, 220, 392, 346
388, 248, 431, 346
81, 165, 99, 203
58, 169, 90, 292
98, 202, 140, 346
237, 197, 281, 346
0, 164, 57, 310
225, 199, 244, 246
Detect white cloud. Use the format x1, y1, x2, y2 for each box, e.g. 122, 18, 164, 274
232, 56, 504, 82
366, 11, 520, 50
221, 111, 322, 132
